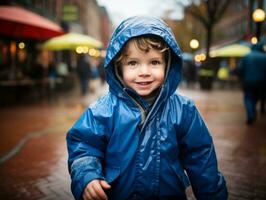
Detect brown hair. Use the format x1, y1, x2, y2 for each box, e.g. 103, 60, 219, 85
114, 35, 169, 68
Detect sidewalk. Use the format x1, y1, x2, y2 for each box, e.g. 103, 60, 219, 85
179, 89, 266, 200
0, 85, 265, 200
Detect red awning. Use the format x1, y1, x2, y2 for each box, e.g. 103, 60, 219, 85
0, 6, 64, 40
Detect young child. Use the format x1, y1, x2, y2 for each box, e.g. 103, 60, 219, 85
67, 16, 228, 200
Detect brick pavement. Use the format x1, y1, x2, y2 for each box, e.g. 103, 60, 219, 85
180, 89, 266, 200
0, 85, 265, 200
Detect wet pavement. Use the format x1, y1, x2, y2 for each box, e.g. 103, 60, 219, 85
0, 84, 265, 200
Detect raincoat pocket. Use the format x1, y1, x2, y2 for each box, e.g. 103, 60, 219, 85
104, 166, 120, 184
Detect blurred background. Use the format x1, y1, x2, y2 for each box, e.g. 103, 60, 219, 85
0, 0, 265, 199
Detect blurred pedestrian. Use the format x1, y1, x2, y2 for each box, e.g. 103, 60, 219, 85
17, 50, 30, 79
57, 61, 69, 79
97, 57, 106, 84
76, 54, 91, 96
48, 61, 57, 89
67, 16, 228, 200
182, 55, 197, 88
89, 57, 101, 93
236, 43, 266, 124
217, 60, 230, 88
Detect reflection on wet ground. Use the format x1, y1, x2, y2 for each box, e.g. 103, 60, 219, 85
0, 85, 265, 199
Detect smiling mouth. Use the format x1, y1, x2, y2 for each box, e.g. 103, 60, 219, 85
136, 81, 153, 85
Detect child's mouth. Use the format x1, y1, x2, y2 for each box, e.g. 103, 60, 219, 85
137, 81, 153, 85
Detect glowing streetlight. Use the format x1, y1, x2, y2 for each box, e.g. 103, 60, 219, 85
194, 53, 206, 62
18, 42, 25, 49
251, 36, 258, 44
189, 39, 199, 50
252, 8, 265, 40
253, 9, 265, 22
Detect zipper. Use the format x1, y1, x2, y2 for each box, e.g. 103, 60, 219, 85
139, 86, 164, 133
124, 89, 147, 127
123, 83, 164, 133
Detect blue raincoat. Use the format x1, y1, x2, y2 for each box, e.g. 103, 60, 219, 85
67, 16, 228, 200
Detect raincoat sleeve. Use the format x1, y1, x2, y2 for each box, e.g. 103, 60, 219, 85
178, 100, 228, 200
66, 108, 110, 200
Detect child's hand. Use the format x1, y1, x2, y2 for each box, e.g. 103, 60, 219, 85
82, 179, 111, 200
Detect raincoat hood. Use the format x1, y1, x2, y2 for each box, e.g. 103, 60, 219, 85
104, 16, 183, 101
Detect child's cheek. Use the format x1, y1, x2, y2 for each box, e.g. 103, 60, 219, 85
122, 69, 135, 85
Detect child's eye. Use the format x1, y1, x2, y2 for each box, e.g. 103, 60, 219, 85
127, 61, 138, 66
151, 60, 161, 65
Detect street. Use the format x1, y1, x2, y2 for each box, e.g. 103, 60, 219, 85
0, 84, 265, 200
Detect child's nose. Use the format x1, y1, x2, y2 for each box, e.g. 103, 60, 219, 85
138, 64, 150, 76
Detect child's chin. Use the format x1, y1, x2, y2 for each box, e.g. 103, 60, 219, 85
138, 91, 151, 97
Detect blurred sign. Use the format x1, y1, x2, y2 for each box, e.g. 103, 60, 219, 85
62, 5, 78, 22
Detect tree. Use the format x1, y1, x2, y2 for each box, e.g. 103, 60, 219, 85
177, 0, 231, 61
172, 0, 232, 89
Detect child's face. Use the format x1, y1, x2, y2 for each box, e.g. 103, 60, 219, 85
121, 40, 165, 98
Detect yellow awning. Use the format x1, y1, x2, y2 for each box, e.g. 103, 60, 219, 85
210, 44, 250, 57
42, 32, 103, 50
